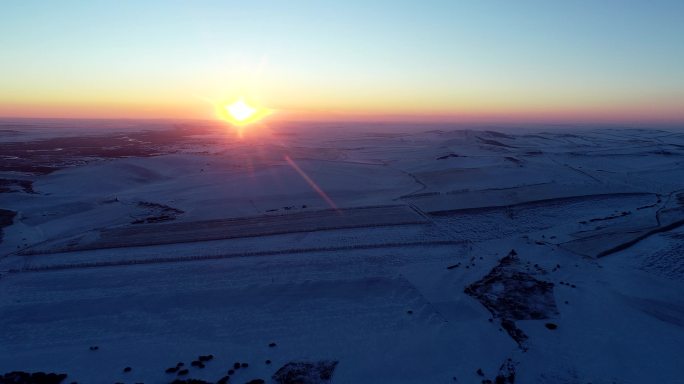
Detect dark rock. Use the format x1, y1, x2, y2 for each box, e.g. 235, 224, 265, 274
477, 368, 485, 376
241, 363, 248, 368
545, 322, 558, 330
234, 362, 241, 369
245, 380, 265, 384
198, 354, 214, 362
269, 342, 277, 347
177, 369, 189, 376
88, 346, 98, 351
217, 377, 231, 384
273, 361, 339, 384
123, 367, 132, 373
166, 367, 179, 374
265, 360, 272, 365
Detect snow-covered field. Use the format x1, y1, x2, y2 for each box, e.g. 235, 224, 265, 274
1, 120, 683, 383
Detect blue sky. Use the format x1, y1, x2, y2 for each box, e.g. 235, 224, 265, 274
1, 0, 683, 121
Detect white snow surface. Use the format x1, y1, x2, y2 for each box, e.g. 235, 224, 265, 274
1, 121, 683, 383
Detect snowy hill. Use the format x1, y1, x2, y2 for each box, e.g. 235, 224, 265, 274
0, 121, 683, 383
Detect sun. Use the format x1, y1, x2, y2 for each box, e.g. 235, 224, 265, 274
218, 98, 271, 127
226, 99, 256, 122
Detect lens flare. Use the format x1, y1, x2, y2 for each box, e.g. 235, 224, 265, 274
284, 155, 339, 211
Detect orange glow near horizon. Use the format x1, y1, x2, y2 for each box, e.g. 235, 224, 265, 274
1, 95, 683, 125
2, 103, 684, 125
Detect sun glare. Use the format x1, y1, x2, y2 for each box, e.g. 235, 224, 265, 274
227, 99, 256, 122
217, 98, 271, 129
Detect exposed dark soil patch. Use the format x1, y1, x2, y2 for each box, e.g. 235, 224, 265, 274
273, 361, 338, 384
478, 359, 518, 383
0, 129, 21, 136
488, 359, 517, 384
677, 192, 684, 206
0, 126, 211, 175
477, 137, 515, 148
0, 179, 35, 194
436, 153, 463, 160
171, 379, 211, 384
504, 156, 522, 165
464, 250, 558, 348
131, 201, 184, 224
484, 131, 516, 140
0, 209, 16, 244
581, 210, 631, 223
637, 197, 662, 210
0, 371, 68, 384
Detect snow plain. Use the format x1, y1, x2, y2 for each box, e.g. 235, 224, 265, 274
0, 120, 683, 383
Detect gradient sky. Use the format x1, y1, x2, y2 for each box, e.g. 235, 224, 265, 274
1, 0, 683, 122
